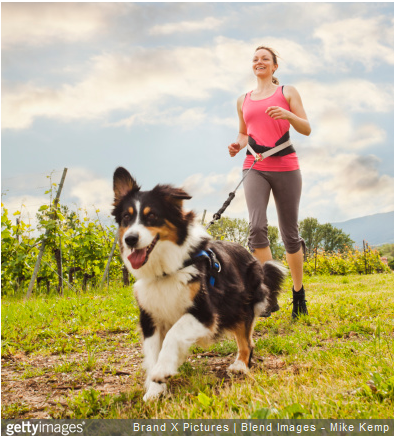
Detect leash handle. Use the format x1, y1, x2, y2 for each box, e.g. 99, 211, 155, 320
206, 192, 236, 229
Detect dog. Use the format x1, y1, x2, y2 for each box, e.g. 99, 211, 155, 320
112, 167, 286, 401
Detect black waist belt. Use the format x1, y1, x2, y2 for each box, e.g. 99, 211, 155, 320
246, 131, 296, 157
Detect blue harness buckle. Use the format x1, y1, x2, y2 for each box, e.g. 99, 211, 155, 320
193, 248, 221, 286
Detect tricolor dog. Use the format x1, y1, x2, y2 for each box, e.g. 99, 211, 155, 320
112, 167, 285, 401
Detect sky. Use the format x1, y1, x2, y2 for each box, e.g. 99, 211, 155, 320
1, 2, 394, 230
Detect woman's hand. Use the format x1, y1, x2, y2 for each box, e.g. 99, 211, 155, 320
265, 106, 291, 120
228, 142, 241, 157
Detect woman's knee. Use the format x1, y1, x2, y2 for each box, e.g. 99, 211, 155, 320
249, 223, 269, 248
283, 238, 305, 255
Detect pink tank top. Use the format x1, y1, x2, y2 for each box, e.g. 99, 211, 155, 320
242, 86, 299, 172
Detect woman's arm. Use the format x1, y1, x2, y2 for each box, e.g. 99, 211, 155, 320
266, 86, 311, 136
229, 94, 249, 156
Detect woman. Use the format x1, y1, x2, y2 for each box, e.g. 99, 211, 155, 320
228, 46, 311, 319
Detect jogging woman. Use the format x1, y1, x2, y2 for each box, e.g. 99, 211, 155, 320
228, 46, 311, 319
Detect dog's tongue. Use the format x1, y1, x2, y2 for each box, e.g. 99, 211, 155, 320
128, 248, 147, 269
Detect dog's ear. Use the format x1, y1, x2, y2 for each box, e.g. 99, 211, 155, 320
154, 185, 192, 207
113, 167, 140, 203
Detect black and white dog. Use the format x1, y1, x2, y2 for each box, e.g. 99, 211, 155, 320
112, 167, 285, 401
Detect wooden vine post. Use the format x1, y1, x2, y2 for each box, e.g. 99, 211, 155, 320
100, 233, 118, 290
25, 168, 68, 300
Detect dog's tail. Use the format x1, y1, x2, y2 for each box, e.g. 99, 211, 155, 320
263, 260, 288, 313
263, 260, 287, 297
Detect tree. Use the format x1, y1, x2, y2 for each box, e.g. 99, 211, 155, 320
378, 243, 394, 270
320, 223, 354, 253
207, 217, 249, 247
207, 216, 285, 259
267, 226, 285, 260
299, 217, 323, 256
299, 217, 354, 255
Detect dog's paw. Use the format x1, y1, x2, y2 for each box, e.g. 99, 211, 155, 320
150, 362, 177, 383
227, 360, 249, 374
143, 381, 167, 402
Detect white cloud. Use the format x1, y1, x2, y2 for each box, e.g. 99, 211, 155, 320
4, 36, 392, 130
1, 36, 324, 130
182, 172, 225, 197
2, 167, 115, 224
150, 16, 224, 35
66, 168, 113, 216
300, 151, 394, 221
298, 79, 393, 118
1, 3, 121, 49
108, 107, 207, 128
294, 79, 392, 157
314, 16, 394, 70
2, 195, 48, 227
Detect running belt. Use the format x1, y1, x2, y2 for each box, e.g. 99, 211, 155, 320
246, 130, 296, 158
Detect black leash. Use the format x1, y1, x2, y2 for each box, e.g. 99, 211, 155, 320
205, 135, 294, 230
205, 158, 257, 230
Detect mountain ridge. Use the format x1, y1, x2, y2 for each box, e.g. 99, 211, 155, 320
331, 211, 394, 248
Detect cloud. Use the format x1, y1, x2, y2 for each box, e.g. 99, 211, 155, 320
298, 79, 393, 117
1, 168, 115, 226
150, 16, 224, 35
3, 28, 393, 131
293, 79, 392, 156
301, 107, 387, 153
2, 195, 49, 226
1, 3, 122, 49
1, 36, 325, 130
182, 172, 225, 197
108, 107, 207, 128
314, 16, 394, 70
66, 168, 114, 216
301, 151, 394, 221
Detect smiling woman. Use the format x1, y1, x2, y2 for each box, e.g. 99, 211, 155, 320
228, 45, 311, 320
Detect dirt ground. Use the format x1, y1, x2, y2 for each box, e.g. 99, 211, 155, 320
2, 331, 286, 419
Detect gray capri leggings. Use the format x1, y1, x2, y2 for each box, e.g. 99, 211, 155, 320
243, 168, 305, 254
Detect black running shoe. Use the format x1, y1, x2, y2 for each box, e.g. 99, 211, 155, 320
291, 286, 308, 320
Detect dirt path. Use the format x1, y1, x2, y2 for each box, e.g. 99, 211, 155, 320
2, 332, 286, 419
2, 332, 144, 418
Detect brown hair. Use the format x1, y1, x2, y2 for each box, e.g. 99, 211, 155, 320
254, 46, 279, 85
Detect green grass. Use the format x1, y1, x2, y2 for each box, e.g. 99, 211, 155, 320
1, 273, 393, 419
1, 285, 140, 357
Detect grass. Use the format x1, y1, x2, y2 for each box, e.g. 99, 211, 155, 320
1, 273, 394, 419
2, 285, 140, 357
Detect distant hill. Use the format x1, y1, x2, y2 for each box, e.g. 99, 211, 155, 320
331, 211, 394, 248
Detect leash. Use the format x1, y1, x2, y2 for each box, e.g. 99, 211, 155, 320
205, 138, 293, 230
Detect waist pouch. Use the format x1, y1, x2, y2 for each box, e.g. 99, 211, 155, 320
246, 131, 296, 157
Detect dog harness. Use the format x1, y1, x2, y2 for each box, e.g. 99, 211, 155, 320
182, 248, 221, 286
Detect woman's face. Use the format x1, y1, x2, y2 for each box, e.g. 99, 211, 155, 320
252, 49, 277, 78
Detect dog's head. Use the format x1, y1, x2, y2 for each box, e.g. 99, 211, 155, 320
112, 167, 195, 270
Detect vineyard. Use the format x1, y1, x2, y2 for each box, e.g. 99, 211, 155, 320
304, 248, 389, 276
1, 180, 391, 298
1, 202, 126, 298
